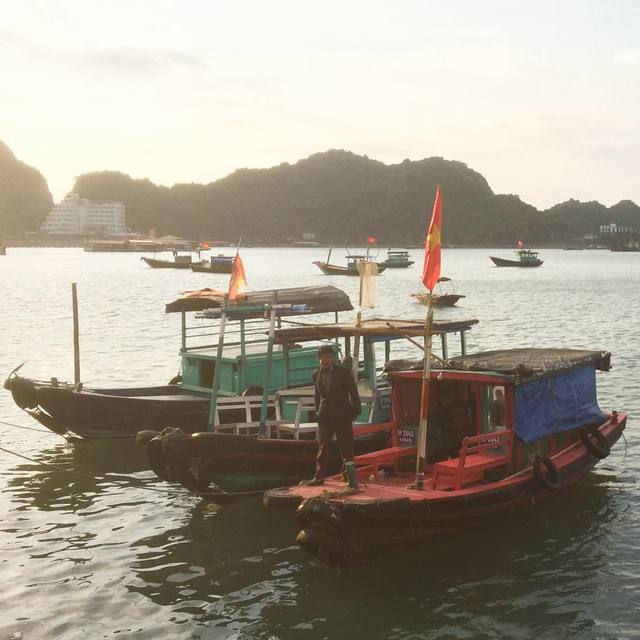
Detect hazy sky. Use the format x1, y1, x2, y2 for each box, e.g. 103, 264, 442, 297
1, 0, 639, 208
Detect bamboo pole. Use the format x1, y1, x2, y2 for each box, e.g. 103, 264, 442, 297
414, 294, 434, 490
207, 298, 228, 431
71, 283, 80, 386
259, 291, 278, 435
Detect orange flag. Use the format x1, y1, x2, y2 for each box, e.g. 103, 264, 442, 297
422, 186, 442, 291
228, 253, 247, 300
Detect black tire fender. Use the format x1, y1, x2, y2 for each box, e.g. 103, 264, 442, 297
580, 426, 610, 459
534, 455, 561, 492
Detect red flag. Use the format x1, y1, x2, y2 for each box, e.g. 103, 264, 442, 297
228, 253, 247, 301
422, 186, 442, 291
367, 236, 377, 245
516, 239, 524, 248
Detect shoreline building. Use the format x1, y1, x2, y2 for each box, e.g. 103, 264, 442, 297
41, 194, 127, 236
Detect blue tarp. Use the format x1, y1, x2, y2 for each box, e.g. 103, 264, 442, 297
515, 366, 605, 444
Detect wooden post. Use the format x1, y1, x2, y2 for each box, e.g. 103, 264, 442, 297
207, 301, 228, 431
259, 292, 278, 434
71, 283, 80, 386
414, 295, 434, 490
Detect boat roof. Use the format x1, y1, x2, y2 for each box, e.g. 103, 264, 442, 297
165, 285, 353, 316
385, 349, 611, 383
446, 348, 610, 379
274, 317, 479, 343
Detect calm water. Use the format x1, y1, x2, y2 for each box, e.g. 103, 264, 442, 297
0, 247, 638, 639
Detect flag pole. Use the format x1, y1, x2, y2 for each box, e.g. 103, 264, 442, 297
414, 293, 434, 490
414, 184, 442, 491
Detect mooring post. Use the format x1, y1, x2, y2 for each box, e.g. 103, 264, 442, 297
71, 282, 80, 386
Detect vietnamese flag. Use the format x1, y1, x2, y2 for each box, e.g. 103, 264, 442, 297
228, 253, 247, 300
422, 186, 442, 291
367, 236, 377, 245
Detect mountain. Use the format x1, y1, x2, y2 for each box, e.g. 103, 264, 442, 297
0, 140, 53, 237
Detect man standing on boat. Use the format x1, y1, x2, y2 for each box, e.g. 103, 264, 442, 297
305, 345, 362, 485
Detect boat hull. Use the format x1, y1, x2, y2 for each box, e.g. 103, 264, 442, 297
142, 426, 392, 498
490, 256, 543, 267
141, 257, 192, 269
413, 293, 465, 307
264, 414, 626, 563
191, 262, 233, 274
313, 261, 387, 275
4, 375, 264, 438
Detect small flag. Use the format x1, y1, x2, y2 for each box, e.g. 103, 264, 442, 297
367, 236, 377, 245
228, 253, 247, 300
517, 239, 524, 248
422, 186, 442, 291
201, 242, 210, 250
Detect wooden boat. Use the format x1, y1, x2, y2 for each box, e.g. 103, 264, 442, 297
138, 318, 478, 498
490, 248, 543, 267
3, 285, 355, 438
264, 349, 626, 566
380, 250, 414, 269
191, 254, 234, 273
412, 277, 465, 307
313, 248, 386, 275
141, 252, 195, 269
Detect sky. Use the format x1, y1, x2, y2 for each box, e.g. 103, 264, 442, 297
1, 0, 639, 209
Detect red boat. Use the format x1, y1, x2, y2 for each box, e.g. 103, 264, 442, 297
264, 349, 627, 566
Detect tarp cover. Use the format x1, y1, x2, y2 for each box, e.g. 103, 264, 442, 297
515, 365, 605, 444
165, 285, 353, 315
446, 348, 611, 380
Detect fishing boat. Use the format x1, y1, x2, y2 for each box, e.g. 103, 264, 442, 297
139, 318, 478, 499
313, 248, 386, 275
264, 348, 627, 566
3, 286, 355, 438
380, 250, 414, 269
489, 248, 543, 267
191, 254, 234, 273
141, 251, 197, 269
412, 277, 465, 307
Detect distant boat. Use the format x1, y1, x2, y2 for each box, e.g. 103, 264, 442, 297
191, 254, 234, 273
313, 248, 386, 275
141, 252, 196, 269
412, 277, 465, 306
380, 249, 414, 269
563, 245, 584, 250
490, 248, 543, 267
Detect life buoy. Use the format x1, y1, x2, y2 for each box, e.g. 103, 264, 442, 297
534, 455, 560, 491
580, 426, 610, 459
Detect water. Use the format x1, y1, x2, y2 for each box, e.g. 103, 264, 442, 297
0, 248, 638, 639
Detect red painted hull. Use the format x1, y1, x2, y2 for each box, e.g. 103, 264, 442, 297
265, 414, 626, 552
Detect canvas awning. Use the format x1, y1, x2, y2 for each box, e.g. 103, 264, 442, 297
274, 317, 479, 343
446, 348, 611, 380
165, 285, 353, 316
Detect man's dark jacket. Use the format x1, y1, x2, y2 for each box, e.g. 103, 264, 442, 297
312, 365, 362, 424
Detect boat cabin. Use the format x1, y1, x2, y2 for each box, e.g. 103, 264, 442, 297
378, 348, 611, 488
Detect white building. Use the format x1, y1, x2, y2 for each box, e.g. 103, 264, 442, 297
599, 222, 631, 234
41, 194, 127, 235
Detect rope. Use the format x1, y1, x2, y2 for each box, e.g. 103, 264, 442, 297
0, 418, 59, 435
0, 444, 265, 499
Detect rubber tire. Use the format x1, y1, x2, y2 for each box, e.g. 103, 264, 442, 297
580, 426, 610, 459
534, 455, 561, 492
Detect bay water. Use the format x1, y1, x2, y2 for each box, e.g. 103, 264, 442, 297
0, 248, 638, 639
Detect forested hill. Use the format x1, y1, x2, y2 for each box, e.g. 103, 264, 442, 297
73, 150, 640, 245
0, 140, 53, 236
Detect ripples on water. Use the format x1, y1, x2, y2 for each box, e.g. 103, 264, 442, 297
0, 248, 638, 639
